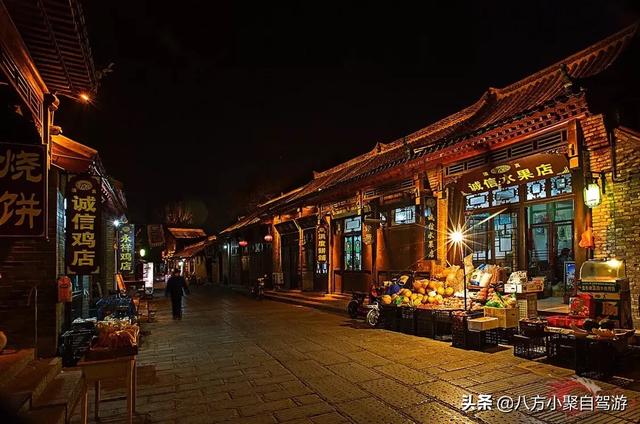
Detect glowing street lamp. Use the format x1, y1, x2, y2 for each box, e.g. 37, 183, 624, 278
448, 226, 469, 311
79, 92, 91, 103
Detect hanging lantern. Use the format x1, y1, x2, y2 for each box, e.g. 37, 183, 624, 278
264, 234, 273, 242
583, 182, 602, 208
239, 240, 248, 247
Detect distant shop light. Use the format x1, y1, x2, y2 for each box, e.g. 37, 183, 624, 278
239, 240, 248, 247
584, 182, 602, 208
264, 234, 273, 242
113, 219, 121, 228
139, 248, 146, 257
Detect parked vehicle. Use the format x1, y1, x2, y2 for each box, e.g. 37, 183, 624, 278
250, 275, 266, 300
347, 284, 384, 327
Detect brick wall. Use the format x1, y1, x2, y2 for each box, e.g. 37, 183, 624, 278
0, 170, 61, 356
584, 115, 640, 328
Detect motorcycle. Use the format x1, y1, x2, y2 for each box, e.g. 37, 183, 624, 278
250, 275, 266, 300
347, 284, 383, 327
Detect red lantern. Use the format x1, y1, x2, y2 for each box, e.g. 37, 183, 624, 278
57, 276, 72, 303
264, 234, 273, 242
239, 240, 248, 247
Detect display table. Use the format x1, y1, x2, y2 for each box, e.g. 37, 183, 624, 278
77, 355, 137, 424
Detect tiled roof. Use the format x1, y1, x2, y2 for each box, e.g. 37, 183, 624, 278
172, 235, 217, 258
167, 227, 207, 239
51, 134, 97, 173
4, 0, 97, 97
278, 23, 638, 207
220, 214, 261, 234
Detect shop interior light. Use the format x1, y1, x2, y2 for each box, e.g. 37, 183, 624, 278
113, 219, 121, 228
139, 248, 146, 257
584, 182, 602, 208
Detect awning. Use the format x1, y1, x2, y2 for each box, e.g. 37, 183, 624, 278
172, 235, 217, 258
51, 134, 96, 173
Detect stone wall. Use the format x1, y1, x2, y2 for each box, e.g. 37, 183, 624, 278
584, 115, 640, 328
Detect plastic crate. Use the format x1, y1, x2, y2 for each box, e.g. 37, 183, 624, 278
496, 327, 518, 345
513, 334, 546, 359
451, 314, 466, 348
546, 332, 576, 368
574, 338, 619, 379
433, 310, 456, 341
380, 305, 399, 331
519, 319, 547, 338
60, 329, 95, 367
415, 309, 434, 338
398, 307, 417, 335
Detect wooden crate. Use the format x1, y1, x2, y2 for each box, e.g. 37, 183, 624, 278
484, 306, 519, 328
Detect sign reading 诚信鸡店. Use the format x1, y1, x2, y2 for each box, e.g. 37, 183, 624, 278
66, 175, 102, 274
118, 224, 135, 274
0, 143, 46, 237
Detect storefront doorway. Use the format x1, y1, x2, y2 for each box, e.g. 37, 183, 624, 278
281, 234, 300, 289
527, 200, 574, 285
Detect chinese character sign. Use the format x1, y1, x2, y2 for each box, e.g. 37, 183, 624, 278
118, 224, 135, 274
459, 153, 569, 194
316, 226, 328, 264
147, 224, 165, 247
424, 203, 437, 260
0, 143, 46, 237
66, 175, 102, 274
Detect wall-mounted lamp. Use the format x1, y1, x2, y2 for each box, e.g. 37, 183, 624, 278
584, 172, 605, 208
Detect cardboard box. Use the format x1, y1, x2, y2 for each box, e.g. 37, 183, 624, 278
484, 306, 519, 328
467, 316, 499, 331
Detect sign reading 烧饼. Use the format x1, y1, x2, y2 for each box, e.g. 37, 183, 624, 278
0, 143, 46, 237
118, 224, 135, 274
66, 175, 102, 274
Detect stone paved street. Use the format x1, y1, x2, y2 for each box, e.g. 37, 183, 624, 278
73, 287, 640, 423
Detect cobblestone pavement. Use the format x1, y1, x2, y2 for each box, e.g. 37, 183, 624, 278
72, 286, 640, 423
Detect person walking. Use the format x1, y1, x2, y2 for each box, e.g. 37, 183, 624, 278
165, 268, 188, 320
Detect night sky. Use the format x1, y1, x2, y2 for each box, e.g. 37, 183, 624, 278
56, 1, 639, 232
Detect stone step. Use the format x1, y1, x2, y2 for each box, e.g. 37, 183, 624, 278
19, 404, 66, 424
3, 357, 62, 409
264, 292, 347, 315
0, 348, 35, 391
32, 369, 84, 422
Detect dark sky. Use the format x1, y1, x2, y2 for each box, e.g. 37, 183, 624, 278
56, 1, 639, 231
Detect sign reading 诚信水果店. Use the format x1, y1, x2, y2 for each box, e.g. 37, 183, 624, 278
66, 175, 102, 274
0, 143, 46, 237
118, 224, 135, 274
458, 153, 569, 195
424, 200, 437, 260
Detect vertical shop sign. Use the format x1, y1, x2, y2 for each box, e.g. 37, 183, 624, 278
316, 226, 328, 265
118, 224, 135, 274
147, 224, 165, 247
424, 200, 437, 260
0, 143, 46, 237
66, 175, 101, 274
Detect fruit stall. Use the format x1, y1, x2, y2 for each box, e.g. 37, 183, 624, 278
370, 259, 638, 379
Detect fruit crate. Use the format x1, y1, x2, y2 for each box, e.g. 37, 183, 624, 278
546, 332, 576, 368
513, 334, 547, 359
451, 312, 484, 349
574, 338, 619, 380
380, 305, 399, 331
398, 307, 417, 335
433, 309, 458, 341
484, 306, 519, 328
415, 308, 434, 338
60, 329, 95, 367
519, 319, 547, 338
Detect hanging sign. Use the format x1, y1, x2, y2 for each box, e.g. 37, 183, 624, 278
458, 153, 569, 194
424, 200, 437, 260
316, 225, 328, 264
147, 224, 165, 247
118, 224, 135, 274
0, 143, 46, 237
66, 175, 101, 274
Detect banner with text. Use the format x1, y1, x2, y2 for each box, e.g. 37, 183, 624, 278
66, 175, 101, 274
0, 143, 46, 237
118, 224, 135, 274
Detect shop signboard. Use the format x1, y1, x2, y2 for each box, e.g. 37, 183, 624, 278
147, 224, 165, 247
66, 175, 102, 274
118, 224, 135, 274
424, 199, 437, 260
316, 225, 328, 264
0, 143, 46, 237
458, 153, 569, 195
